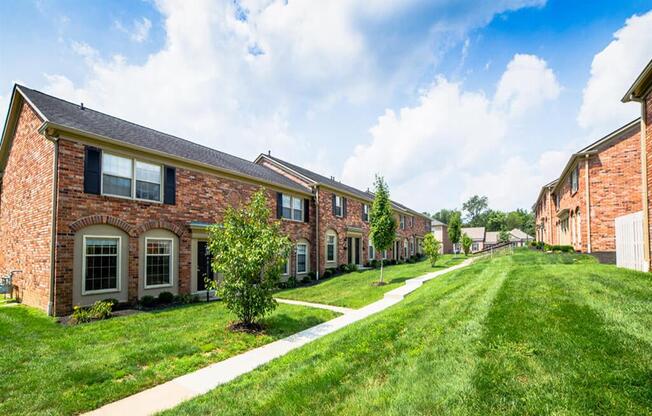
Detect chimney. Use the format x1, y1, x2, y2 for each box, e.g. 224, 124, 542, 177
80, 102, 85, 110
268, 150, 271, 156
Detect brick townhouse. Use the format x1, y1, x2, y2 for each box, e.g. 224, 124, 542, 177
0, 85, 430, 316
533, 119, 641, 262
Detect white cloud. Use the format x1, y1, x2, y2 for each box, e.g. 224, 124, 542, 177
342, 53, 561, 211
114, 17, 152, 43
494, 53, 561, 117
578, 10, 652, 131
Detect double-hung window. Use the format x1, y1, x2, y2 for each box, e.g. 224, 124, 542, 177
83, 237, 120, 294
362, 204, 369, 222
368, 243, 375, 260
102, 153, 162, 202
334, 196, 343, 217
570, 166, 579, 194
281, 256, 289, 275
400, 215, 405, 229
296, 243, 307, 274
326, 235, 336, 262
145, 238, 173, 288
281, 194, 304, 221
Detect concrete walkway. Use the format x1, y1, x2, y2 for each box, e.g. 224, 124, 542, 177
85, 258, 474, 416
274, 298, 355, 314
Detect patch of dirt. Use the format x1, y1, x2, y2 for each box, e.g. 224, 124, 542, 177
372, 281, 388, 287
227, 321, 266, 334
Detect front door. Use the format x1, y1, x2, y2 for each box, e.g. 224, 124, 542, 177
347, 237, 361, 265
354, 237, 360, 265
197, 241, 215, 291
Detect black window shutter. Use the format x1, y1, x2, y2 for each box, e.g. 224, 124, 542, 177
84, 146, 101, 195
163, 166, 176, 204
276, 192, 283, 219
304, 198, 310, 223
362, 203, 365, 221
343, 198, 347, 217
332, 194, 336, 216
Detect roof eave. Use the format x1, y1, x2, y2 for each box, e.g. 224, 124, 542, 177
622, 59, 652, 103
46, 122, 313, 197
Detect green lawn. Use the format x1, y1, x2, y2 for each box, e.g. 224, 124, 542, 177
0, 301, 336, 415
164, 249, 652, 415
276, 254, 467, 308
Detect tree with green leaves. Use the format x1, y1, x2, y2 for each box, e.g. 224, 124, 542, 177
432, 208, 459, 225
208, 189, 292, 330
448, 211, 462, 253
422, 233, 442, 267
499, 230, 511, 244
461, 233, 473, 256
462, 195, 489, 226
370, 175, 397, 285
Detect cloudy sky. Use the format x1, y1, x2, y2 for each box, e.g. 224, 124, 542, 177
1, 0, 651, 213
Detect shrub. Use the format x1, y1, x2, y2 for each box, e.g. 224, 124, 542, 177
305, 271, 317, 281
322, 269, 334, 279
105, 298, 120, 308
370, 259, 380, 269
140, 295, 157, 308
158, 291, 175, 304
71, 300, 114, 324
549, 245, 574, 253
347, 263, 358, 273
177, 293, 199, 304
287, 275, 298, 288
338, 264, 349, 273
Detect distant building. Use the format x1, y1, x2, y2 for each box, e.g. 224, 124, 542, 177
431, 219, 453, 254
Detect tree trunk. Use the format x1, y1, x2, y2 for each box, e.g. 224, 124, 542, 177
380, 258, 384, 283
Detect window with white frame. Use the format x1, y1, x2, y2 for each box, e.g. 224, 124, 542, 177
400, 215, 405, 229
409, 240, 414, 255
326, 233, 336, 263
382, 250, 387, 260
296, 243, 308, 274
281, 255, 289, 275
102, 153, 162, 202
83, 236, 120, 293
472, 242, 479, 252
334, 196, 343, 217
362, 204, 369, 222
145, 238, 173, 287
571, 166, 579, 194
408, 216, 413, 228
368, 243, 375, 260
403, 240, 408, 257
281, 194, 304, 221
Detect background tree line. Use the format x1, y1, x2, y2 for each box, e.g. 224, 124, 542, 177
430, 195, 535, 236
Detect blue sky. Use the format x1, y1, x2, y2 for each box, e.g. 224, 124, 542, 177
1, 0, 651, 213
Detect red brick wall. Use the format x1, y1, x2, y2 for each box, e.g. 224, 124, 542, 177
0, 103, 54, 311
588, 126, 641, 254
53, 138, 314, 315
555, 162, 586, 251
534, 188, 556, 245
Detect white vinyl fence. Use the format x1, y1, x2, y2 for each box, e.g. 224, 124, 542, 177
615, 211, 646, 271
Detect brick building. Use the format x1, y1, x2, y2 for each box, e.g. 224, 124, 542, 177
533, 119, 641, 262
0, 85, 430, 315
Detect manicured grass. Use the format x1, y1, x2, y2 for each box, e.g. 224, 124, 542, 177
276, 254, 467, 308
0, 301, 336, 415
164, 249, 652, 415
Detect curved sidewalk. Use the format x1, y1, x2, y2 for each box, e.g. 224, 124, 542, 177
86, 258, 474, 416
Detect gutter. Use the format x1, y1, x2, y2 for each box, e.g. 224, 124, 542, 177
315, 186, 320, 280
41, 124, 59, 316
630, 96, 651, 270
584, 155, 591, 253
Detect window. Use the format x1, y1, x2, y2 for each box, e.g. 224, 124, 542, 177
555, 193, 560, 208
281, 194, 303, 221
362, 204, 369, 222
102, 154, 132, 197
296, 243, 308, 274
326, 233, 336, 262
403, 240, 408, 257
409, 240, 414, 255
400, 215, 405, 229
408, 216, 413, 228
136, 161, 162, 201
571, 166, 579, 194
102, 153, 163, 202
83, 236, 120, 294
145, 238, 173, 288
334, 196, 343, 217
382, 250, 387, 260
281, 256, 289, 275
472, 243, 479, 252
368, 243, 375, 260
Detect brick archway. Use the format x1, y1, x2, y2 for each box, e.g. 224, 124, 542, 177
133, 220, 186, 238
69, 215, 135, 236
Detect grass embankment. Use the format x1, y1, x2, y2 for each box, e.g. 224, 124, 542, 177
277, 254, 467, 308
0, 301, 335, 415
165, 249, 652, 415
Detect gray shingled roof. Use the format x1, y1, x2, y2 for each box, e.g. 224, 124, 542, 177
264, 154, 428, 217
16, 85, 310, 194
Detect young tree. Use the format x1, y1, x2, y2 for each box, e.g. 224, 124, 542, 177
461, 233, 473, 256
370, 175, 397, 285
422, 233, 442, 267
448, 211, 462, 253
208, 189, 292, 330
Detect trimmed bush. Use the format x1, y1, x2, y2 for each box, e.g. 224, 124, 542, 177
140, 295, 157, 308
549, 245, 574, 253
306, 271, 317, 281
158, 291, 175, 304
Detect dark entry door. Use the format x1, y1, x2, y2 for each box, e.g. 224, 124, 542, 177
197, 241, 215, 291
347, 237, 352, 264
354, 238, 361, 265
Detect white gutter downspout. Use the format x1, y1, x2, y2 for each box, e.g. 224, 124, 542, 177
633, 96, 650, 270
315, 185, 320, 280
584, 155, 592, 253
43, 126, 59, 316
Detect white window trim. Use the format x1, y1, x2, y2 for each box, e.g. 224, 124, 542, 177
101, 152, 164, 203
82, 235, 122, 295
281, 254, 290, 276
296, 242, 309, 274
363, 204, 369, 222
368, 243, 375, 260
325, 232, 337, 263
144, 237, 174, 289
334, 195, 343, 217
281, 193, 304, 222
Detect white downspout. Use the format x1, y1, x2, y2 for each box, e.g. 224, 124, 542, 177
44, 127, 59, 316
315, 186, 320, 280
